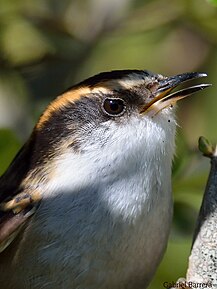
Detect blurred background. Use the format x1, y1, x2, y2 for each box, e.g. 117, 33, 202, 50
0, 0, 216, 287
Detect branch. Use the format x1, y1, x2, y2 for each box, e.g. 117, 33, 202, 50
187, 137, 217, 285
171, 136, 217, 288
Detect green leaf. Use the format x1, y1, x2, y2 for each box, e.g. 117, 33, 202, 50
198, 136, 214, 157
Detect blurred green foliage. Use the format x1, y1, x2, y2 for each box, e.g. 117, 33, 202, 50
0, 129, 21, 175
0, 0, 216, 288
207, 0, 217, 6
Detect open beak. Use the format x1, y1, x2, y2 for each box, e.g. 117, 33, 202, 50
141, 72, 211, 116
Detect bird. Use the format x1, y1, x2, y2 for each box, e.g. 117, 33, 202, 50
0, 69, 210, 289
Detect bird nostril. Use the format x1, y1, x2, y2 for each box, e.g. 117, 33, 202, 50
146, 81, 159, 93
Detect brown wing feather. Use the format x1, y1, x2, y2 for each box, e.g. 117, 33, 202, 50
0, 192, 41, 253
0, 208, 35, 253
0, 134, 42, 253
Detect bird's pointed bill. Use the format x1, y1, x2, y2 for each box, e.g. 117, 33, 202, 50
141, 72, 211, 115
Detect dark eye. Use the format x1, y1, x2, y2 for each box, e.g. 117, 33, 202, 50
102, 98, 125, 116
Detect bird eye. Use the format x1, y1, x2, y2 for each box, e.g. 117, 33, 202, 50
102, 98, 125, 116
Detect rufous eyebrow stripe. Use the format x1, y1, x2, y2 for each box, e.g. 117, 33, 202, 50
36, 87, 92, 130
36, 85, 112, 130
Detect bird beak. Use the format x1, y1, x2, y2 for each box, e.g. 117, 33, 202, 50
141, 72, 211, 115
